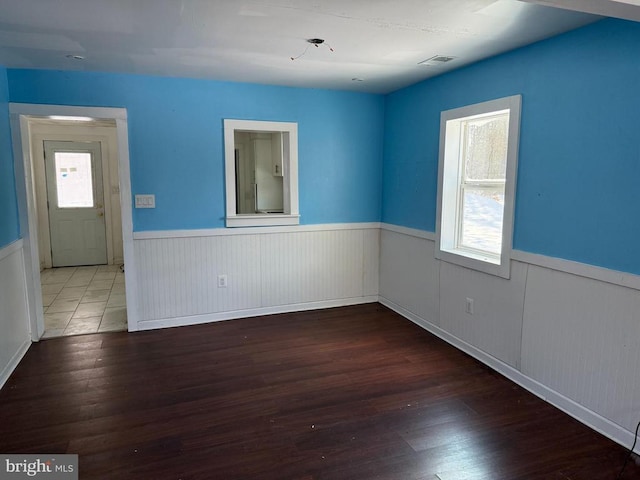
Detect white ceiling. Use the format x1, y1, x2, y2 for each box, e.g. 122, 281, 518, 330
0, 0, 634, 94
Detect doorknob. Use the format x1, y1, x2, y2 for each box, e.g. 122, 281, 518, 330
98, 212, 104, 217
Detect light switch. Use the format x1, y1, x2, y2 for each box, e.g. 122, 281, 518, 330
135, 194, 156, 208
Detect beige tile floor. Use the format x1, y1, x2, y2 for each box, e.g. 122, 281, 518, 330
41, 265, 127, 338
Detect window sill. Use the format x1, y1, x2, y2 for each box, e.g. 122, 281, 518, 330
437, 247, 511, 279
225, 214, 300, 228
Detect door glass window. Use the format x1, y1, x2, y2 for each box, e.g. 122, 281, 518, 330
54, 152, 94, 208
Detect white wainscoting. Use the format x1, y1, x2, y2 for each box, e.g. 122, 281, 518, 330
133, 224, 380, 330
379, 224, 640, 454
439, 260, 526, 369
379, 229, 440, 326
0, 240, 31, 389
521, 266, 640, 436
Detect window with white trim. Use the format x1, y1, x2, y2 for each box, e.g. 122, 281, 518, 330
224, 119, 299, 227
435, 95, 521, 278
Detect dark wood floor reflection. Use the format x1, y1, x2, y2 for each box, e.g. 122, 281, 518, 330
0, 304, 637, 479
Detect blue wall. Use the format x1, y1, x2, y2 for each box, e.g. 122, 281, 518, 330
0, 66, 19, 248
6, 18, 640, 274
383, 18, 640, 275
7, 71, 384, 231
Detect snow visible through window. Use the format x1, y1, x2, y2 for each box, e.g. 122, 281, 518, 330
458, 114, 508, 256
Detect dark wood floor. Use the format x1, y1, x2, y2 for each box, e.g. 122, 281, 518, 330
0, 304, 637, 479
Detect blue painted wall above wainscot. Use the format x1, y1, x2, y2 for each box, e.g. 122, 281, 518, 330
0, 65, 19, 249
382, 18, 640, 276
7, 70, 384, 231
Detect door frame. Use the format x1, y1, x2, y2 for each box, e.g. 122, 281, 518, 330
31, 123, 121, 269
10, 104, 139, 340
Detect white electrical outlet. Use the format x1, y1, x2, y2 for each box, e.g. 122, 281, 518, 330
217, 274, 228, 288
465, 297, 474, 315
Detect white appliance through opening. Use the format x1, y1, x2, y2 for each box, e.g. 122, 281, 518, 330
44, 140, 108, 267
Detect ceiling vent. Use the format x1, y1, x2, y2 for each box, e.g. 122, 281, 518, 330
418, 55, 456, 66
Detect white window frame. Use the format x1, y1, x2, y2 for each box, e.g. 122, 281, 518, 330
435, 95, 521, 279
224, 119, 299, 227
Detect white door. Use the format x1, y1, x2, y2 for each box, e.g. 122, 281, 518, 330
44, 141, 108, 267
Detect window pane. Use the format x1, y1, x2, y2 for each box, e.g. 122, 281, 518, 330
54, 152, 94, 208
463, 114, 509, 182
459, 187, 505, 255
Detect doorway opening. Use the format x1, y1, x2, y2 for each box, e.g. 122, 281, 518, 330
10, 104, 137, 341
32, 120, 126, 337
40, 264, 126, 337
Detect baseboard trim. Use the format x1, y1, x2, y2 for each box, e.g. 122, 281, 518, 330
136, 296, 380, 331
378, 296, 640, 455
0, 339, 31, 390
